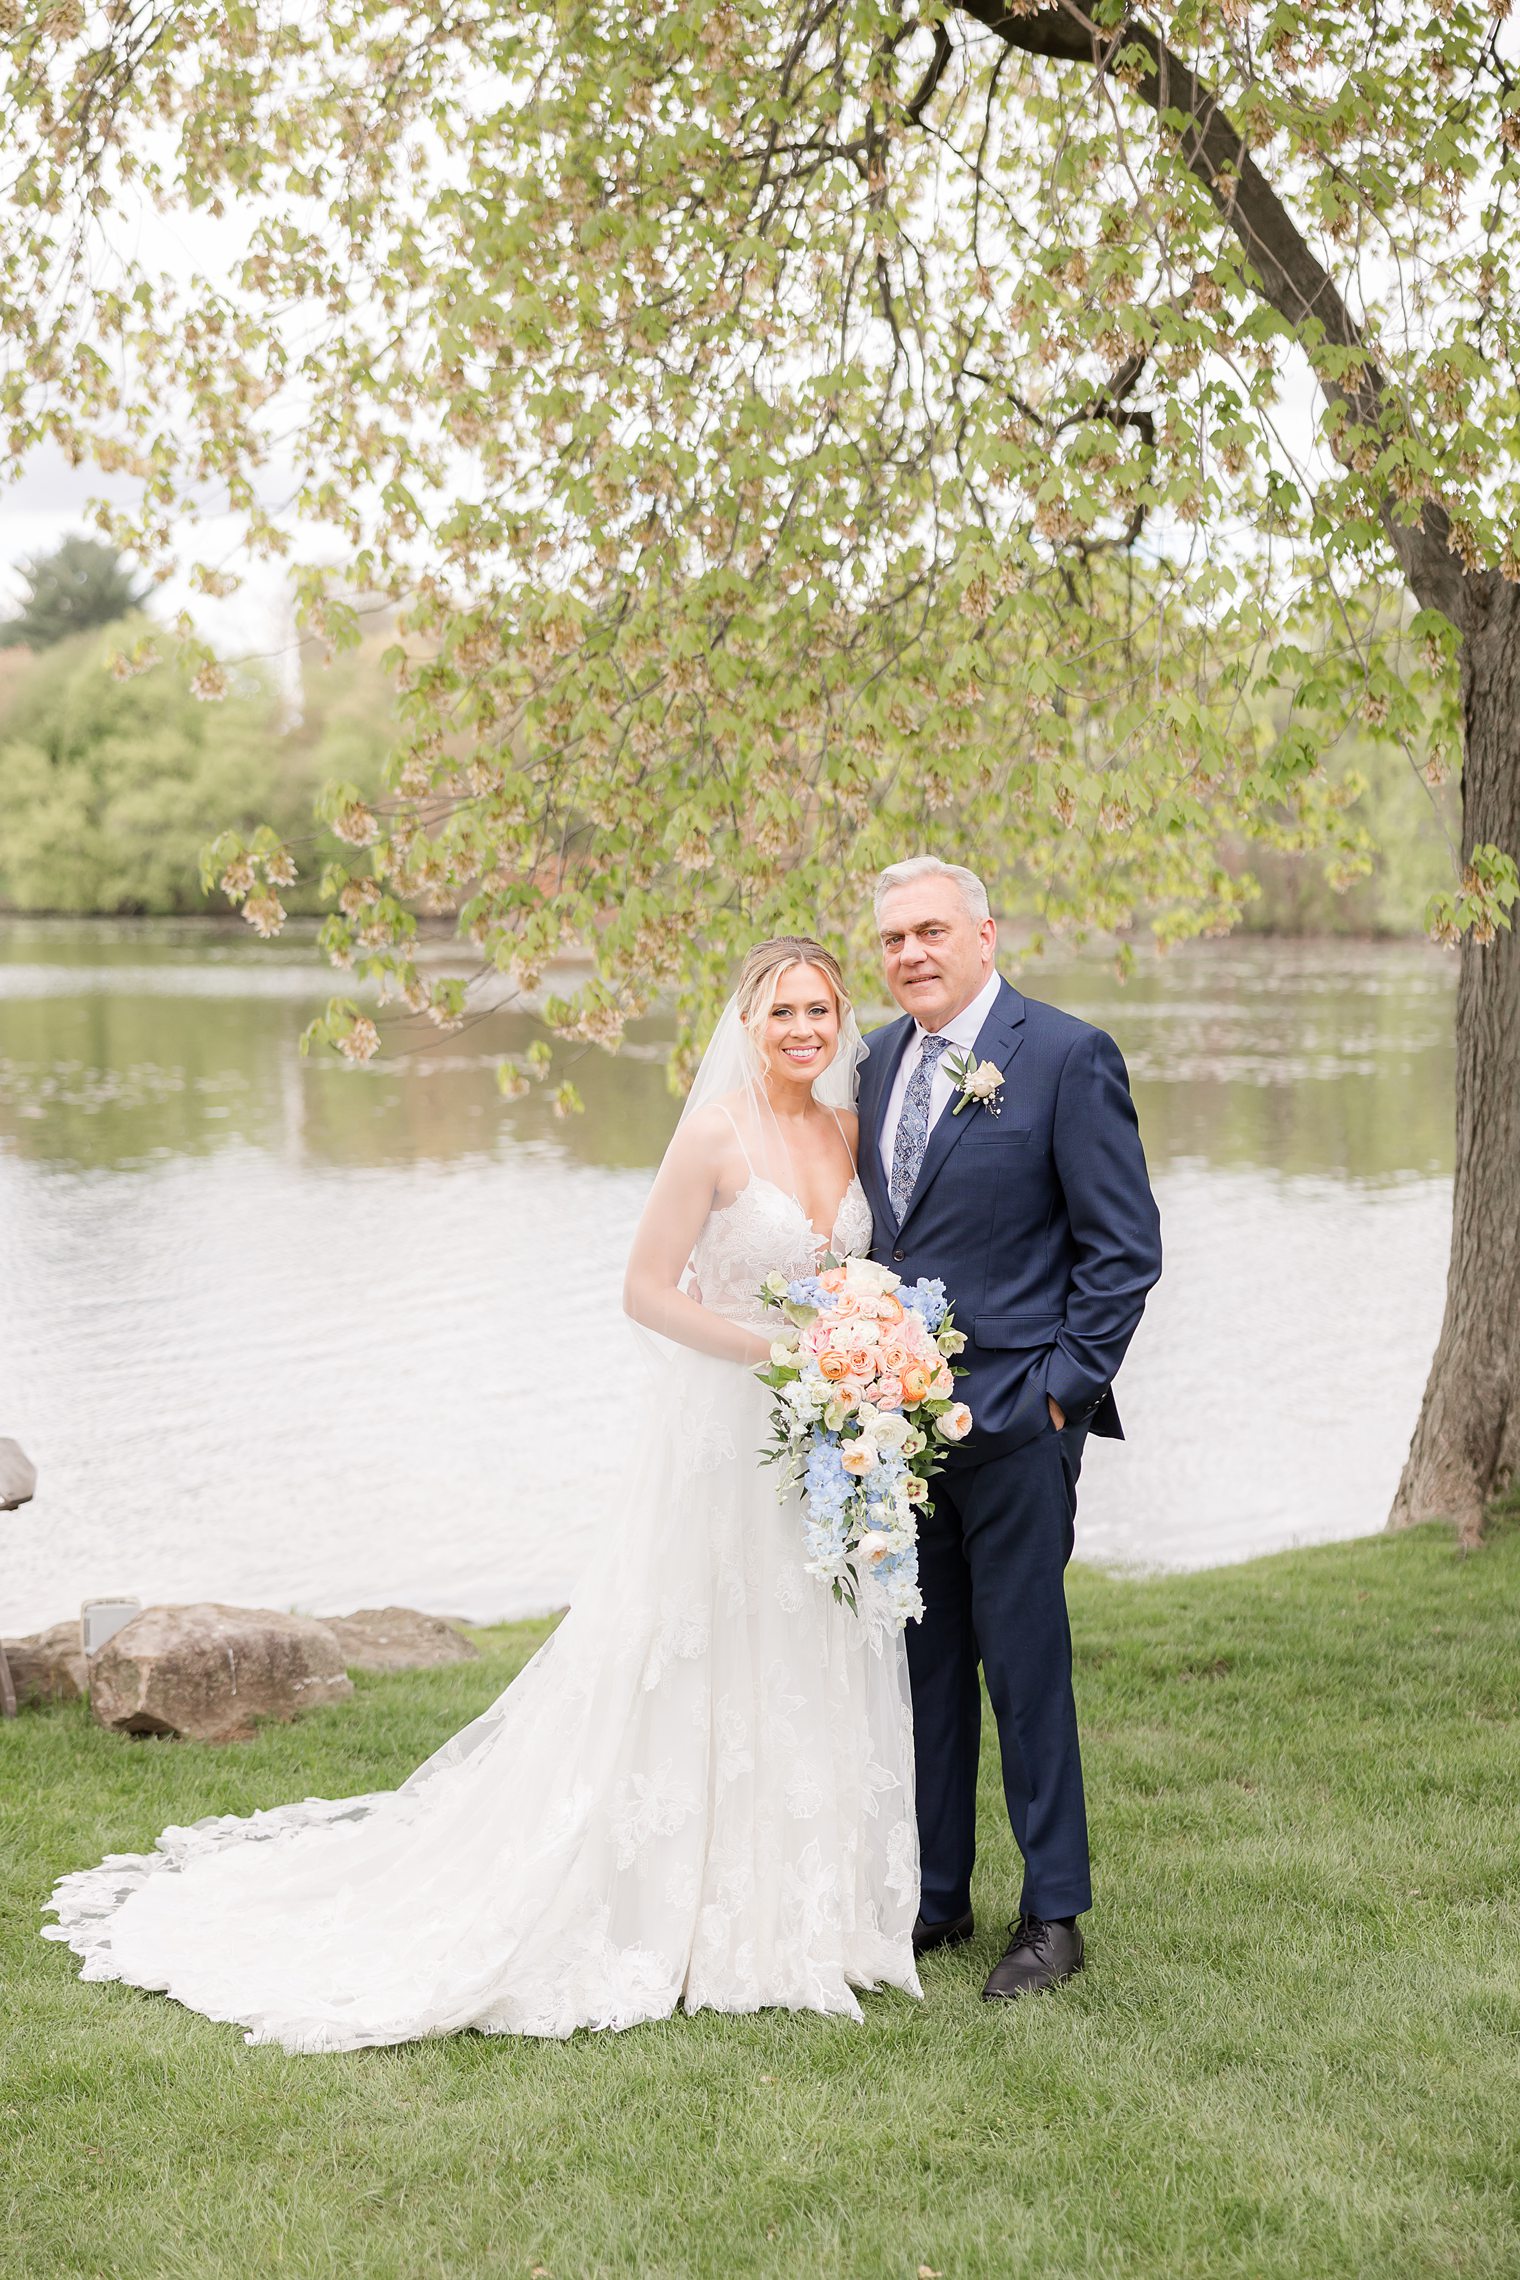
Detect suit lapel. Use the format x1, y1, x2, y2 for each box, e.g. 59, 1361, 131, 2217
858, 1014, 916, 1231
896, 976, 1027, 1236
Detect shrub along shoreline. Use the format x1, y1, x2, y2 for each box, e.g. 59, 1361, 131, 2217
5, 1517, 1518, 2279
0, 621, 389, 920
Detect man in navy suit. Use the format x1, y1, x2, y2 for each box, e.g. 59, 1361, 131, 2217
859, 856, 1162, 1999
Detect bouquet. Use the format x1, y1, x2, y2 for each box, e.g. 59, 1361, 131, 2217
756, 1255, 972, 1631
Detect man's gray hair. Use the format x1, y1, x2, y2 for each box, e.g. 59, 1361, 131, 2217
873, 854, 991, 924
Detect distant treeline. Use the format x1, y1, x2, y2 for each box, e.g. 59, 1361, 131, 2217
0, 618, 1457, 934
0, 622, 390, 918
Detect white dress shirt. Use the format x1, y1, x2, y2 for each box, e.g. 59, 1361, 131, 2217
879, 967, 1004, 1186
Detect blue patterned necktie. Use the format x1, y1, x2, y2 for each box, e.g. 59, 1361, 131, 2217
889, 1033, 952, 1221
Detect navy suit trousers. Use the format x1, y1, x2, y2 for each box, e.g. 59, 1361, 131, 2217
906, 1423, 1092, 1923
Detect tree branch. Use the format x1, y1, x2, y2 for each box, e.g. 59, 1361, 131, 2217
953, 0, 1473, 625
902, 23, 954, 123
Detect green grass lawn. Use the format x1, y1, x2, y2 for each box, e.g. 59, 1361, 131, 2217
5, 1517, 1520, 2280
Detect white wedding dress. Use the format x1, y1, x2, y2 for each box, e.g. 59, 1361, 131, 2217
43, 1174, 922, 2050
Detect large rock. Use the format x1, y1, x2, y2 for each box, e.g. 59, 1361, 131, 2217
322, 1606, 480, 1674
0, 1619, 88, 1707
0, 1438, 37, 1511
90, 1603, 353, 1742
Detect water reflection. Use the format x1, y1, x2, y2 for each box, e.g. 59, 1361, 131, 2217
0, 920, 1455, 1182
0, 919, 1456, 1630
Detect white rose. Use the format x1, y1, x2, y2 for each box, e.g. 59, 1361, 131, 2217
855, 1528, 894, 1563
965, 1060, 1004, 1101
867, 1411, 912, 1453
842, 1257, 897, 1298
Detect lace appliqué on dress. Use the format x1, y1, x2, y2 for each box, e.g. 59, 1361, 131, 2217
42, 1168, 921, 2050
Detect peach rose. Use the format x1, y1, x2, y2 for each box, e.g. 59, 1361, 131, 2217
818, 1349, 851, 1381
830, 1290, 862, 1318
931, 1362, 955, 1398
937, 1401, 973, 1441
878, 1340, 910, 1377
840, 1443, 877, 1475
846, 1346, 875, 1380
872, 1375, 904, 1411
900, 1363, 933, 1406
818, 1267, 848, 1293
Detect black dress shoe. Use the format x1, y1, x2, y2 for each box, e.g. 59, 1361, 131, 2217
982, 1914, 1084, 2000
911, 1908, 975, 1958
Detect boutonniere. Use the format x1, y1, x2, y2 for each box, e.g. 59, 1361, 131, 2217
946, 1050, 1004, 1117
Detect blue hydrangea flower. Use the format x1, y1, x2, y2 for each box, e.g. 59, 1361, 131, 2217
900, 1277, 948, 1332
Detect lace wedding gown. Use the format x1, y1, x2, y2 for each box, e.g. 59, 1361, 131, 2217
43, 1175, 922, 2050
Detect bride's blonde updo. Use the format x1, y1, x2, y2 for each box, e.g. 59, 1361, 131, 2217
735, 936, 850, 1025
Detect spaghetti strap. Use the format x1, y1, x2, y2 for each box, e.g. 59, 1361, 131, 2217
715, 1101, 757, 1177
825, 1103, 858, 1175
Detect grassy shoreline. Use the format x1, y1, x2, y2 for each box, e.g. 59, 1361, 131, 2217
5, 1520, 1519, 2279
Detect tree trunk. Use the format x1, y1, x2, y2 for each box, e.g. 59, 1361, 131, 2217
954, 3, 1519, 1542
1389, 579, 1520, 1543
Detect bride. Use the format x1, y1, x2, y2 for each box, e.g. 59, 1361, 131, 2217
43, 937, 923, 2050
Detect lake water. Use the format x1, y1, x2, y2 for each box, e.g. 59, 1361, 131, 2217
0, 920, 1456, 1636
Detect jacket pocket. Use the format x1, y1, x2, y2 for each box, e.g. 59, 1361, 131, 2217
973, 1314, 1062, 1349
963, 1125, 1032, 1146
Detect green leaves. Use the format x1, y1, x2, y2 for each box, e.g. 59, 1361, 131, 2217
3, 0, 1512, 1063
1427, 845, 1520, 951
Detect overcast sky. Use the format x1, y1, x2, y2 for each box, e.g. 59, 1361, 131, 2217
0, 178, 338, 677
1, 444, 306, 677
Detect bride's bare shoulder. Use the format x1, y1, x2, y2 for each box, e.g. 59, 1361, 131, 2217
693, 1088, 768, 1137
669, 1098, 744, 1167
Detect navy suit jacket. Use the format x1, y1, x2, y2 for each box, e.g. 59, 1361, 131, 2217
858, 977, 1162, 1460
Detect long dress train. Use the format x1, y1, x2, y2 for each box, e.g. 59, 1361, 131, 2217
42, 1174, 922, 2050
